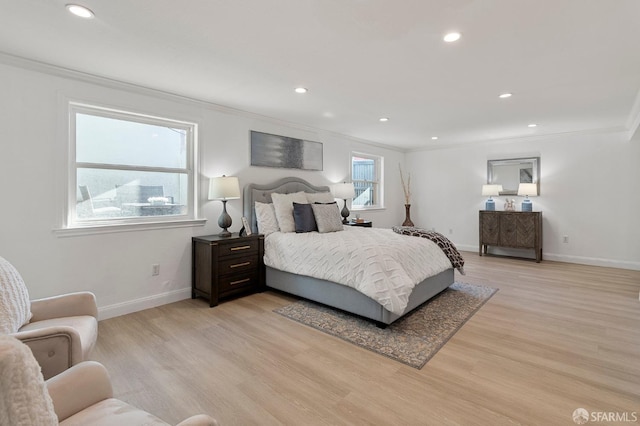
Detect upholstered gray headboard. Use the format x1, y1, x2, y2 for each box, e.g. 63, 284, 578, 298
243, 177, 331, 233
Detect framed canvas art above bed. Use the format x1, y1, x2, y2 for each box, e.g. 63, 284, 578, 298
250, 130, 323, 171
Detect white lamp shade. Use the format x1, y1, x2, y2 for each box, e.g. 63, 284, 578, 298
331, 182, 355, 199
208, 176, 241, 200
517, 183, 538, 197
482, 184, 503, 196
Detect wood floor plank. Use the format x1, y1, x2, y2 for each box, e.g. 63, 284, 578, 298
93, 253, 640, 425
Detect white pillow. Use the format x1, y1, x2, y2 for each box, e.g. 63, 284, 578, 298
305, 191, 335, 204
254, 202, 279, 236
311, 203, 344, 233
0, 256, 32, 334
271, 192, 308, 233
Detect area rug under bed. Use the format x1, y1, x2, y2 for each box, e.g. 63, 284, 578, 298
274, 282, 498, 369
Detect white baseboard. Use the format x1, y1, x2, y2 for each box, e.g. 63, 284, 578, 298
457, 244, 640, 271
98, 287, 192, 320
542, 253, 640, 271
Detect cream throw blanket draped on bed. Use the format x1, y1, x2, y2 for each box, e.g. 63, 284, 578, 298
264, 227, 451, 315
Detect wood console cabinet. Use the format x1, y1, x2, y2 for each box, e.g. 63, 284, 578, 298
479, 211, 542, 262
192, 233, 265, 307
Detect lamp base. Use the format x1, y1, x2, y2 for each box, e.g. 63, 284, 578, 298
485, 199, 495, 211
341, 199, 350, 224
521, 199, 533, 212
218, 200, 233, 237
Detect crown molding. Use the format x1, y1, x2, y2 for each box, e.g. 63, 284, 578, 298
0, 51, 405, 153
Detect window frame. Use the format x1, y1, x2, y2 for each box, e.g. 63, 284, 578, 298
64, 102, 200, 231
350, 151, 384, 210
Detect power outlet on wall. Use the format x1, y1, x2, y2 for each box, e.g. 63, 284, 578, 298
152, 264, 160, 276
563, 235, 569, 244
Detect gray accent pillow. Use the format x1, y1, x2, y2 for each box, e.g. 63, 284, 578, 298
311, 202, 344, 233
293, 202, 317, 233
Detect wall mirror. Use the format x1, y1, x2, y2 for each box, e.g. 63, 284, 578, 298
487, 157, 540, 195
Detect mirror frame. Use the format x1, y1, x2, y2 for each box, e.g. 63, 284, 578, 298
487, 157, 540, 196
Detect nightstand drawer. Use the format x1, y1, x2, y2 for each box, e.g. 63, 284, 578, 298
218, 255, 260, 275
218, 239, 259, 257
218, 271, 258, 294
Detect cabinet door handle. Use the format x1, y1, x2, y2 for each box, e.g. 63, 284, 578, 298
229, 278, 251, 286
230, 245, 251, 251
230, 261, 251, 268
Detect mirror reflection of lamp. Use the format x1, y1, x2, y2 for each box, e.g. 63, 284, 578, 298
481, 184, 503, 211
331, 182, 356, 224
518, 183, 538, 212
208, 175, 241, 237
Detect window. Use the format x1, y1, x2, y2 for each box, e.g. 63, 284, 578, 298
68, 103, 197, 227
351, 152, 383, 209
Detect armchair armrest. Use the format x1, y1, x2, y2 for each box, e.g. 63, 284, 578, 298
13, 326, 83, 379
176, 414, 219, 426
46, 361, 113, 422
30, 292, 98, 322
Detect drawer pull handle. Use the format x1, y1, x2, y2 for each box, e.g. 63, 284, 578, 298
230, 245, 251, 251
230, 261, 251, 268
230, 278, 251, 286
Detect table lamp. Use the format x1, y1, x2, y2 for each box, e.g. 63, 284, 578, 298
331, 182, 356, 224
518, 183, 538, 211
482, 184, 503, 211
208, 175, 241, 237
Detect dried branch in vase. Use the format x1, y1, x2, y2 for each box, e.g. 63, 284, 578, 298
399, 164, 411, 205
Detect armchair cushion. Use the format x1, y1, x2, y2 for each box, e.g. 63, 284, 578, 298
0, 256, 32, 334
60, 399, 169, 426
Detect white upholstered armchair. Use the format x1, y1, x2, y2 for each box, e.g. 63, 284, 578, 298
0, 335, 218, 425
0, 256, 98, 379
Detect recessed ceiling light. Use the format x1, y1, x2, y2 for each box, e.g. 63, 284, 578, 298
528, 124, 537, 128
379, 117, 389, 122
499, 93, 512, 99
294, 87, 307, 94
66, 4, 94, 18
443, 32, 461, 43
431, 136, 439, 140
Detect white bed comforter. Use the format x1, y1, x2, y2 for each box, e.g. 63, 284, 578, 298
264, 227, 452, 315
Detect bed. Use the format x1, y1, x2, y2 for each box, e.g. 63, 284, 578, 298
243, 176, 455, 326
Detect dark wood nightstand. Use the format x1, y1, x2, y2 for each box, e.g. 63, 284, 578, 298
191, 233, 265, 307
345, 220, 372, 227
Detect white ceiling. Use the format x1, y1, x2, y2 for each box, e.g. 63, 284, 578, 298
1, 0, 639, 150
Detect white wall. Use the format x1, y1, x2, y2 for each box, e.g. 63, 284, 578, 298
406, 131, 640, 270
2, 56, 637, 323
0, 59, 406, 319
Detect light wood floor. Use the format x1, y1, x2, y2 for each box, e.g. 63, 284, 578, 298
93, 253, 640, 425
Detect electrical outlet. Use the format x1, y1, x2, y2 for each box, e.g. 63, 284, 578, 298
449, 228, 453, 235
152, 264, 160, 276
563, 235, 569, 244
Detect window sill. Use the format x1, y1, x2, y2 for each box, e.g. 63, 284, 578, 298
53, 218, 207, 237
351, 206, 386, 212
